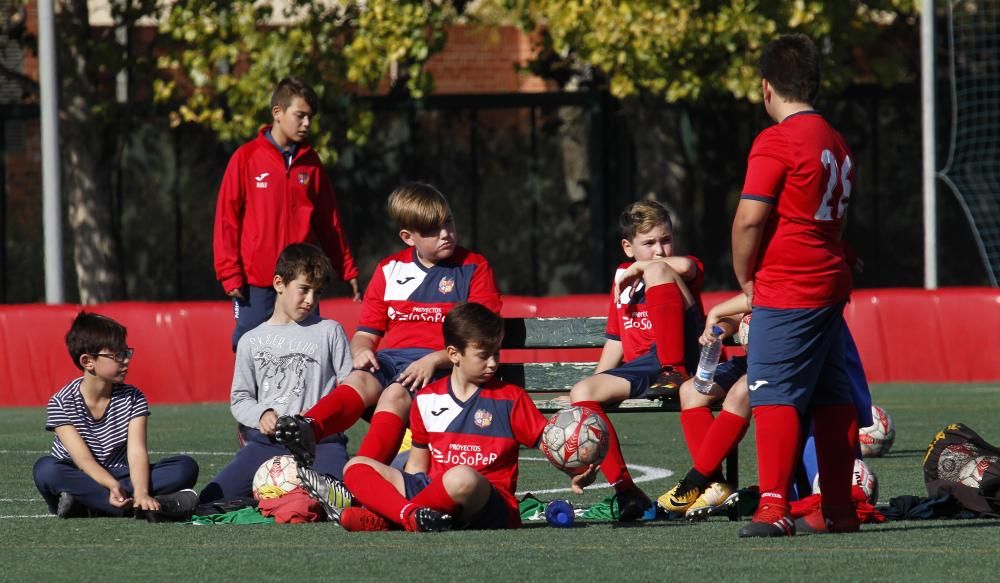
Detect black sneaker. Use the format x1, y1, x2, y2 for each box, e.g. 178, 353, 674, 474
737, 504, 796, 537
56, 492, 90, 519
406, 507, 453, 532
136, 489, 199, 523
614, 486, 653, 522
645, 366, 688, 400
296, 466, 354, 523
274, 415, 317, 467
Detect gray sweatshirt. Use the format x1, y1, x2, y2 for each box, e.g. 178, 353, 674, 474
231, 314, 353, 429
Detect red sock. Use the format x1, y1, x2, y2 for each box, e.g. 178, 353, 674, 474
342, 463, 411, 527
409, 476, 461, 516
693, 410, 749, 478
752, 404, 801, 510
645, 282, 687, 374
812, 404, 860, 517
680, 407, 715, 463
356, 411, 407, 464
574, 400, 633, 491
303, 385, 367, 439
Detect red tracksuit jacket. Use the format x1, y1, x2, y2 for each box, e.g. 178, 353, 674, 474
213, 129, 359, 292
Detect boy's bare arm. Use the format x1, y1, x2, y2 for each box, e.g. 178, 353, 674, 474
404, 446, 431, 475
732, 199, 772, 303
54, 425, 131, 506
701, 293, 751, 344
126, 416, 160, 511
349, 331, 382, 371
595, 339, 624, 374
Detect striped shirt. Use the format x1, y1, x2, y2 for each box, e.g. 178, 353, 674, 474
45, 378, 150, 468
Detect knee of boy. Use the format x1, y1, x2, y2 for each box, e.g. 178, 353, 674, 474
569, 380, 596, 403
442, 465, 482, 498
32, 456, 60, 486
644, 261, 679, 284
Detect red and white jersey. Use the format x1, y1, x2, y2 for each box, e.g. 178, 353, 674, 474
410, 377, 547, 527
741, 111, 854, 308
605, 257, 704, 362
356, 247, 501, 350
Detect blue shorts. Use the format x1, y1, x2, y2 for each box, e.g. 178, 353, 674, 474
364, 348, 447, 390
746, 303, 853, 412
714, 357, 747, 391
402, 471, 508, 530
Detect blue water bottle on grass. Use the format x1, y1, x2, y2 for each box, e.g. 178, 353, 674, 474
546, 500, 575, 527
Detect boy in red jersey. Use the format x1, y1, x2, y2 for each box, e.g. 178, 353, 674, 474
334, 302, 593, 532
214, 77, 360, 351
732, 34, 860, 537
567, 200, 704, 521
275, 184, 502, 511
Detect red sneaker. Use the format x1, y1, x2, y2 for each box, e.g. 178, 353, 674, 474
795, 507, 860, 534
738, 503, 795, 537
340, 507, 392, 532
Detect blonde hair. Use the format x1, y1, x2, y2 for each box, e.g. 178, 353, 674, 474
619, 200, 673, 241
388, 182, 451, 233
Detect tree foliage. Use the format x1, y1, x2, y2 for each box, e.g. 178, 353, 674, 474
489, 0, 919, 101
156, 0, 458, 161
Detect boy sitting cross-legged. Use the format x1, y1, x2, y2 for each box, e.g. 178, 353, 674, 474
276, 183, 502, 504
334, 302, 595, 532
33, 312, 199, 521
567, 200, 705, 521
198, 243, 354, 507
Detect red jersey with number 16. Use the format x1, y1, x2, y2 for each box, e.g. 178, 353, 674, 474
740, 111, 854, 309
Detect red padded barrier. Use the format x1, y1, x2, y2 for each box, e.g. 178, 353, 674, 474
6, 288, 999, 407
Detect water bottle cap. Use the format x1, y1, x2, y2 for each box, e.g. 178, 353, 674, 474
711, 325, 723, 335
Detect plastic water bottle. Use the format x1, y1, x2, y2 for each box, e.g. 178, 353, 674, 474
545, 499, 575, 528
693, 326, 724, 394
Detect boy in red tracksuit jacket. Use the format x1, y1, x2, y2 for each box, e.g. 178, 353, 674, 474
213, 76, 360, 351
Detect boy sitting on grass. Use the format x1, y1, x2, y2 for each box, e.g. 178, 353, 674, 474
33, 312, 199, 521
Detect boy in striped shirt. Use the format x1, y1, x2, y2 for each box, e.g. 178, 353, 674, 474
32, 312, 199, 520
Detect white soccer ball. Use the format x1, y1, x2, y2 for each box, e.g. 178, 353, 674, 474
541, 406, 609, 475
957, 455, 995, 488
252, 454, 301, 499
859, 405, 895, 457
736, 313, 752, 346
812, 458, 879, 504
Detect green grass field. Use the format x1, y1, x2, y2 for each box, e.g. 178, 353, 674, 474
4, 384, 1000, 582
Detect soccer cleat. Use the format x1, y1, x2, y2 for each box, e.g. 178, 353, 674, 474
340, 507, 394, 532
56, 492, 89, 519
657, 478, 702, 514
405, 507, 454, 532
794, 507, 860, 534
738, 503, 796, 537
614, 486, 653, 522
274, 414, 317, 467
136, 489, 199, 523
296, 466, 354, 523
645, 366, 688, 400
685, 482, 737, 521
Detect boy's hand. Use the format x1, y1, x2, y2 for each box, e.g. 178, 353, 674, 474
349, 278, 361, 302
226, 288, 245, 301
570, 465, 598, 495
352, 349, 379, 372
613, 263, 645, 298
109, 484, 133, 508
133, 493, 160, 512
397, 355, 437, 391
258, 410, 278, 435
700, 314, 725, 346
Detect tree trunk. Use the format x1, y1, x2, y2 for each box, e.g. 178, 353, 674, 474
59, 0, 121, 304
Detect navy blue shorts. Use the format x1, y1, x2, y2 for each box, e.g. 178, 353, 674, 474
714, 356, 747, 391
363, 348, 447, 390
746, 303, 853, 412
402, 471, 508, 530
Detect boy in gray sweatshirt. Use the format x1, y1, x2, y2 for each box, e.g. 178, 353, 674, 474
199, 243, 354, 503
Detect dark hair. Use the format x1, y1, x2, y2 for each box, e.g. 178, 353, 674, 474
66, 312, 127, 371
443, 302, 504, 354
619, 199, 673, 241
274, 243, 333, 289
758, 34, 821, 104
271, 76, 318, 113
387, 182, 451, 234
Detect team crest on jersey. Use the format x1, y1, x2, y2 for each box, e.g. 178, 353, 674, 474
474, 409, 493, 428
438, 276, 455, 294
297, 172, 309, 185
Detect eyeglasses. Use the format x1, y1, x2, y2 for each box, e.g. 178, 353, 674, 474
91, 348, 135, 363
